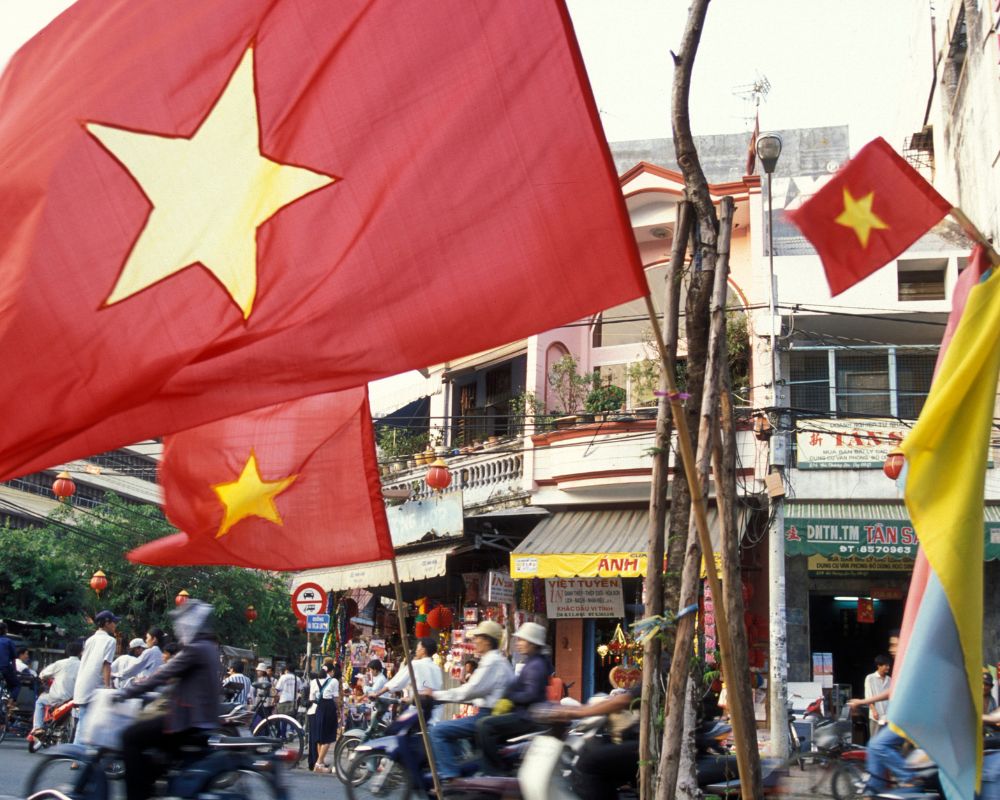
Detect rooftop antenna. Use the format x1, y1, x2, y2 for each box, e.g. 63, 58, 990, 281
732, 74, 771, 128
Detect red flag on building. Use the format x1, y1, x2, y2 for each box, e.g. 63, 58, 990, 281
786, 137, 952, 295
127, 388, 393, 571
0, 0, 645, 481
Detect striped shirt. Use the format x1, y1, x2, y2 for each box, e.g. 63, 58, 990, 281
224, 672, 253, 705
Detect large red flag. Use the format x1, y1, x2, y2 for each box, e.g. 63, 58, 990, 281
0, 0, 645, 481
127, 388, 393, 570
785, 137, 952, 295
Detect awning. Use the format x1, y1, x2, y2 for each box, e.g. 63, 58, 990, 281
784, 501, 1000, 560
291, 544, 456, 593
442, 341, 527, 378
510, 508, 721, 578
221, 645, 255, 660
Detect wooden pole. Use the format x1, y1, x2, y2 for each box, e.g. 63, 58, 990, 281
639, 200, 694, 800
389, 557, 444, 799
949, 207, 1000, 266
643, 281, 755, 794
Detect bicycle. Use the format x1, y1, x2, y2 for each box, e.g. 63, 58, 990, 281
219, 693, 305, 767
334, 695, 401, 782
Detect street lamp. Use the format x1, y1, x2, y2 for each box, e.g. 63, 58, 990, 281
756, 131, 789, 760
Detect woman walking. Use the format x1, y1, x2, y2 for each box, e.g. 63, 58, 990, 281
310, 660, 340, 773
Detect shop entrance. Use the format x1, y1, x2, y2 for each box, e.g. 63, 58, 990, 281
808, 594, 903, 699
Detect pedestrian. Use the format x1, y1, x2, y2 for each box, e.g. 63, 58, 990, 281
73, 609, 119, 741
864, 654, 892, 739
31, 640, 82, 735
15, 646, 36, 677
120, 627, 165, 685
311, 660, 340, 773
274, 664, 302, 716
111, 638, 146, 688
222, 661, 253, 705
252, 662, 275, 727
0, 623, 18, 703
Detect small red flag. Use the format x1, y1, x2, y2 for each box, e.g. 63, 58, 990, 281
126, 389, 393, 571
786, 137, 952, 295
0, 0, 645, 481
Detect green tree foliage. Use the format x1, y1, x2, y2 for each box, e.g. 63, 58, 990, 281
0, 494, 305, 658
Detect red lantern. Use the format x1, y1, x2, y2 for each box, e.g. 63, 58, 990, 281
427, 606, 454, 630
53, 471, 76, 501
90, 569, 108, 596
425, 458, 452, 491
175, 589, 190, 607
296, 617, 307, 630
883, 449, 905, 481
415, 621, 432, 638
245, 605, 258, 623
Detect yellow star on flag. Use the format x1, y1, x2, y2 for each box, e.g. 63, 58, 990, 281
211, 451, 297, 538
834, 187, 889, 248
86, 47, 336, 319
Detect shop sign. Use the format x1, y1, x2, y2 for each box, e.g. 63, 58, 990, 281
807, 555, 912, 574
795, 419, 906, 469
511, 552, 646, 579
384, 491, 464, 547
305, 613, 330, 633
486, 571, 514, 604
790, 516, 1000, 559
544, 577, 625, 618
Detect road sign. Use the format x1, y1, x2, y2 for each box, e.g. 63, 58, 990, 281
292, 582, 326, 619
306, 614, 330, 633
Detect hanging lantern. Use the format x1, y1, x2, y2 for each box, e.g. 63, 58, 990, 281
89, 569, 108, 596
415, 621, 432, 638
53, 471, 76, 501
425, 458, 452, 491
175, 589, 190, 607
427, 606, 454, 630
883, 448, 905, 481
245, 605, 258, 623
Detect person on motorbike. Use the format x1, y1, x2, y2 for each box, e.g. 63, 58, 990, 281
0, 622, 18, 705
371, 637, 444, 721
542, 686, 640, 800
120, 627, 165, 685
118, 599, 221, 800
31, 640, 81, 735
476, 621, 552, 775
421, 620, 514, 781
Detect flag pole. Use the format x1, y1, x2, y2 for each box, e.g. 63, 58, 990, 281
389, 556, 444, 799
642, 294, 755, 789
950, 207, 1000, 266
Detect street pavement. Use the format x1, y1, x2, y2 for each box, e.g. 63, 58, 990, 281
0, 735, 349, 800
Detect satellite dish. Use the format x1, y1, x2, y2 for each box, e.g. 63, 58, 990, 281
826, 160, 840, 173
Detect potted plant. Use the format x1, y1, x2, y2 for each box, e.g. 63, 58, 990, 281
585, 381, 627, 420
547, 354, 593, 423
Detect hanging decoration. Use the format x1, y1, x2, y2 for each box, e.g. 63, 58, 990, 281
90, 570, 108, 597
245, 605, 258, 623
414, 597, 431, 638
428, 605, 453, 630
175, 589, 189, 606
53, 471, 76, 501
425, 458, 452, 491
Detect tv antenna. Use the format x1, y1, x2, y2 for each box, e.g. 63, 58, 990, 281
732, 75, 771, 126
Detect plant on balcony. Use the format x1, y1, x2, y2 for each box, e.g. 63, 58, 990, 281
509, 391, 546, 436
627, 358, 660, 408
585, 382, 626, 415
375, 425, 429, 464
547, 354, 592, 415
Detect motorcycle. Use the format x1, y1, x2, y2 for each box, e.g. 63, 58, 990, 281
0, 672, 40, 743
24, 733, 296, 800
335, 694, 402, 782
26, 697, 76, 753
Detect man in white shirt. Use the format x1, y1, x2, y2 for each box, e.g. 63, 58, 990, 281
422, 621, 513, 780
371, 638, 444, 721
863, 654, 892, 738
274, 664, 303, 715
73, 609, 119, 741
111, 639, 146, 688
32, 641, 81, 732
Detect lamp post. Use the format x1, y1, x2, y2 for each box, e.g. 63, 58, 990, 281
756, 131, 789, 759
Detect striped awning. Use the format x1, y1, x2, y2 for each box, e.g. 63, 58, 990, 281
291, 544, 456, 592
510, 508, 721, 578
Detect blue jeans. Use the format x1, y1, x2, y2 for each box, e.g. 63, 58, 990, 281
429, 709, 489, 779
73, 704, 88, 742
33, 693, 55, 730
865, 726, 912, 794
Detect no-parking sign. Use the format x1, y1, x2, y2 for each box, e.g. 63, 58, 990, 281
292, 582, 326, 619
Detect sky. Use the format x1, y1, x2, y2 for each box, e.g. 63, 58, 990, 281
2, 0, 930, 155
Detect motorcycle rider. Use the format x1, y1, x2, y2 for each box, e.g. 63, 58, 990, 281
118, 600, 221, 800
0, 622, 18, 704
421, 620, 513, 781
370, 637, 444, 721
31, 640, 81, 735
476, 621, 552, 775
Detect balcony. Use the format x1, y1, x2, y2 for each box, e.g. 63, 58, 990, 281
382, 444, 527, 513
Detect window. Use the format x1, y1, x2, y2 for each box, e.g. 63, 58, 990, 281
788, 347, 937, 420
897, 258, 946, 301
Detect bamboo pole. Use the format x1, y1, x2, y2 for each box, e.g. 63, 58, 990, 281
389, 557, 443, 799
643, 279, 755, 795
639, 201, 694, 799
949, 207, 1000, 266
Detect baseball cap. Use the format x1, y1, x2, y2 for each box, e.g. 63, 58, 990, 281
470, 620, 504, 641
94, 610, 120, 624
129, 638, 146, 650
